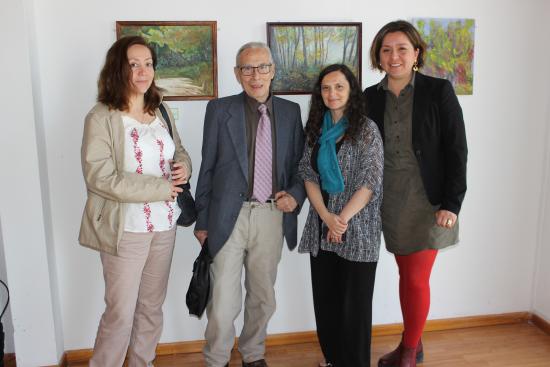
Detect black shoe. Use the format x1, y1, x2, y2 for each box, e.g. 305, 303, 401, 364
242, 359, 268, 367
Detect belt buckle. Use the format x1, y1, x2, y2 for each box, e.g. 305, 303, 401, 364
249, 197, 275, 209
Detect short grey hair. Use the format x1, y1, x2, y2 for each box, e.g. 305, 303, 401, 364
235, 42, 274, 66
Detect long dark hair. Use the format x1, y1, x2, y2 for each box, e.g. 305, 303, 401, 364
97, 36, 163, 114
305, 64, 366, 147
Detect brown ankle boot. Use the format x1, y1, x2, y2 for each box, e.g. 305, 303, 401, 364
378, 339, 423, 367
399, 346, 417, 367
378, 342, 402, 367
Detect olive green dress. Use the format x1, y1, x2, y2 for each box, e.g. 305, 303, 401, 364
380, 76, 458, 255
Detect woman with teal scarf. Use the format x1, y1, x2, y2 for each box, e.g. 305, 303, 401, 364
298, 64, 384, 367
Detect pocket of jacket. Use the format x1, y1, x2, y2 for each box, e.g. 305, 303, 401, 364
87, 192, 107, 222
96, 199, 106, 222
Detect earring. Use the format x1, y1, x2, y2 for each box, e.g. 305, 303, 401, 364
412, 60, 419, 72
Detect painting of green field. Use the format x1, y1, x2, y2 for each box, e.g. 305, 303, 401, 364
117, 21, 217, 100
412, 18, 475, 95
267, 23, 361, 94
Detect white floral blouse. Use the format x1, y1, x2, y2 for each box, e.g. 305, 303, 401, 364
122, 115, 181, 232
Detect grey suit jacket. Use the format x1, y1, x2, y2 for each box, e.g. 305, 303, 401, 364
195, 92, 306, 257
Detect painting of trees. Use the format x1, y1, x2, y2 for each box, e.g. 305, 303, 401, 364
412, 18, 475, 95
116, 21, 217, 100
267, 23, 361, 94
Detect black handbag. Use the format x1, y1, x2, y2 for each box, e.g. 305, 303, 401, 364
159, 103, 197, 227
176, 182, 197, 227
186, 239, 212, 318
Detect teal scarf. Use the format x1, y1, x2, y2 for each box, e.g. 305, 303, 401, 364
317, 111, 348, 193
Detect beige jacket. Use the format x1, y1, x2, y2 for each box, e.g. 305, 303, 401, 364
78, 102, 192, 255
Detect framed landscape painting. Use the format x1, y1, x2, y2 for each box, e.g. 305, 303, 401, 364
267, 22, 362, 94
411, 18, 475, 95
116, 21, 217, 100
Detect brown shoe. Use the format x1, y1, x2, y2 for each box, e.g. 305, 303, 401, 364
242, 359, 267, 367
378, 339, 423, 367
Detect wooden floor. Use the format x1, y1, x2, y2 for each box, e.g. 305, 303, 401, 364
67, 322, 550, 367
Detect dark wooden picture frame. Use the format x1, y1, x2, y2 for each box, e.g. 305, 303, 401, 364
116, 21, 218, 101
267, 22, 362, 94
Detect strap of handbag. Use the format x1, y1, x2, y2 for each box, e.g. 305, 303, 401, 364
159, 103, 174, 138
0, 279, 9, 320
158, 103, 197, 227
159, 103, 183, 182
1, 278, 9, 360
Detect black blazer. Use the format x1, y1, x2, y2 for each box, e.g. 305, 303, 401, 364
363, 72, 467, 215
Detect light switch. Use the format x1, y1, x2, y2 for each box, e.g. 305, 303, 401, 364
170, 107, 179, 120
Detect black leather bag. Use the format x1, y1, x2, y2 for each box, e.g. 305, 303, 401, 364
159, 103, 197, 227
186, 240, 212, 318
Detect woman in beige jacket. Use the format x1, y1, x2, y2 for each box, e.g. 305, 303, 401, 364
79, 35, 191, 367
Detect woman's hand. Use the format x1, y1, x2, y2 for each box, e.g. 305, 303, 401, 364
326, 228, 344, 244
435, 209, 458, 229
322, 213, 348, 235
170, 182, 183, 200
170, 161, 189, 185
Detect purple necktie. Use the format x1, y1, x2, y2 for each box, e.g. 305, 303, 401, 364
253, 104, 272, 203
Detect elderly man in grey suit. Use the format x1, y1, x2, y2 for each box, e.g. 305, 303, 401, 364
194, 42, 305, 367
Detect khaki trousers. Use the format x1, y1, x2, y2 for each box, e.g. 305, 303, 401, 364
203, 202, 284, 367
89, 228, 176, 367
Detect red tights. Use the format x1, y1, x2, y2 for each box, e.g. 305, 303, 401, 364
395, 249, 438, 348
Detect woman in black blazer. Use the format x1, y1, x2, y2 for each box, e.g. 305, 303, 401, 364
363, 20, 467, 367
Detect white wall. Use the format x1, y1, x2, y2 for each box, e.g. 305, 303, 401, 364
0, 0, 64, 364
532, 0, 550, 323
534, 157, 550, 322
2, 0, 550, 363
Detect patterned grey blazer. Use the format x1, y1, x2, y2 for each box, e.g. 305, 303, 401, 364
298, 118, 384, 262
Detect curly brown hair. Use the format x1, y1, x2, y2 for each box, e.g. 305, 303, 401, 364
305, 64, 366, 147
370, 20, 427, 72
97, 36, 162, 114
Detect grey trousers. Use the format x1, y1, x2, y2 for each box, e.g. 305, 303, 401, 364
89, 228, 176, 367
203, 202, 284, 367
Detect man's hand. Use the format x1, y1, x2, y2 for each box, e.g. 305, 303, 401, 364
194, 230, 208, 246
274, 191, 298, 213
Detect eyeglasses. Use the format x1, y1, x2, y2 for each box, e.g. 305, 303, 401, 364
237, 64, 272, 76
